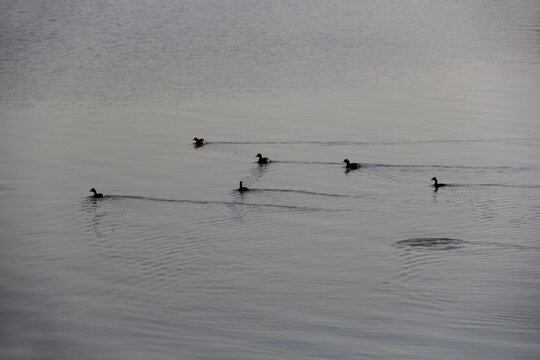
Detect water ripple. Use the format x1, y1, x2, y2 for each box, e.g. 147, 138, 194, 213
244, 160, 537, 172
364, 163, 536, 171
255, 188, 366, 198
94, 195, 347, 213
210, 138, 537, 146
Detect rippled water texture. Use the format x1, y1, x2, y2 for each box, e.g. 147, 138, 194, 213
1, 1, 539, 359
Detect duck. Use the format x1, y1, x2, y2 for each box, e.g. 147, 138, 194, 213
256, 153, 272, 164
237, 181, 250, 192
431, 177, 446, 188
89, 188, 106, 198
343, 159, 361, 170
193, 137, 207, 146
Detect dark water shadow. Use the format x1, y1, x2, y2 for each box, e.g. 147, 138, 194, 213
394, 237, 468, 251
344, 167, 362, 174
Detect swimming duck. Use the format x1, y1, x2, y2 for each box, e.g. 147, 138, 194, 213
237, 181, 250, 192
89, 188, 106, 198
431, 177, 446, 188
343, 159, 361, 170
256, 153, 271, 164
193, 137, 207, 146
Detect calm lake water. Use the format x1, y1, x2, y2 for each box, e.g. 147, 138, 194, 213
1, 1, 540, 359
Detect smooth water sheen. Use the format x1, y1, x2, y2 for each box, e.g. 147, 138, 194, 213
1, 1, 539, 359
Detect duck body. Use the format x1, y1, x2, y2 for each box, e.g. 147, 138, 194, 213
237, 181, 250, 192
193, 137, 207, 146
256, 153, 271, 164
89, 188, 106, 198
343, 159, 361, 170
431, 177, 446, 188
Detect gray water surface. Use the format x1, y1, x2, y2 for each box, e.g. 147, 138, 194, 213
1, 1, 539, 359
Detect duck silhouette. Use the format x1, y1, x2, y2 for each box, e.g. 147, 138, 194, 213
256, 153, 271, 164
193, 137, 207, 146
237, 181, 250, 192
89, 188, 106, 198
343, 159, 361, 170
431, 177, 446, 189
